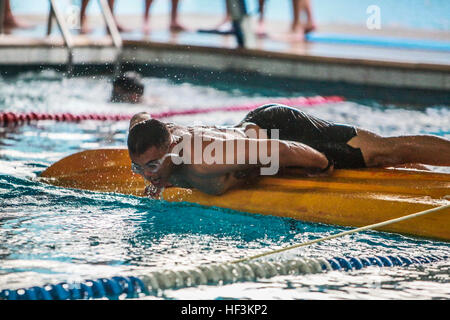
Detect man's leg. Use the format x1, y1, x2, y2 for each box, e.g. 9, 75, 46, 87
3, 0, 32, 29
347, 128, 450, 167
289, 0, 308, 41
169, 0, 185, 31
300, 0, 316, 33
291, 0, 301, 33
107, 0, 131, 32
80, 0, 91, 34
143, 0, 153, 34
256, 0, 266, 37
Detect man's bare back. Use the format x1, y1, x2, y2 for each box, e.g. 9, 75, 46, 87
163, 122, 266, 195
127, 105, 450, 198
128, 112, 330, 197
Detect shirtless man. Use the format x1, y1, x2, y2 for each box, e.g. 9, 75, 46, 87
110, 72, 145, 103
110, 71, 161, 105
127, 104, 450, 197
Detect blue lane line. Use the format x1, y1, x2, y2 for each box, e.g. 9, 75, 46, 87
306, 33, 450, 52
0, 254, 446, 300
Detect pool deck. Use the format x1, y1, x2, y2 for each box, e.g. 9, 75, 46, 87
0, 14, 449, 91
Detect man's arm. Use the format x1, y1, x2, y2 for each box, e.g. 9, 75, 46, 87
278, 139, 330, 168
185, 137, 330, 177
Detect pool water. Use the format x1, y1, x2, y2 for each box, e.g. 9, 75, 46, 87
0, 70, 449, 299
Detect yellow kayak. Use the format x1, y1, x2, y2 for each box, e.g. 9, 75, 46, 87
39, 148, 450, 241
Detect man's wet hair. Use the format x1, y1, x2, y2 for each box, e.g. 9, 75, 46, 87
127, 119, 170, 155
112, 71, 144, 96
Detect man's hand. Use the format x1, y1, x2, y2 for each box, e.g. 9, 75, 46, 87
312, 160, 334, 177
284, 162, 334, 178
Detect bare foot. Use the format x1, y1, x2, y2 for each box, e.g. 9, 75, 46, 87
80, 23, 93, 34
289, 23, 306, 42
304, 23, 316, 34
169, 23, 186, 32
288, 30, 305, 42
255, 21, 267, 38
291, 22, 301, 33
106, 22, 133, 35
116, 21, 133, 33
4, 16, 34, 30
142, 21, 151, 35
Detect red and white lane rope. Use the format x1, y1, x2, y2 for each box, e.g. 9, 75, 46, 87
0, 95, 344, 126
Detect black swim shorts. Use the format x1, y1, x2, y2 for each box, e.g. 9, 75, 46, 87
236, 103, 366, 169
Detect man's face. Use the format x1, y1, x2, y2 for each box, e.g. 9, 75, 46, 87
129, 144, 173, 188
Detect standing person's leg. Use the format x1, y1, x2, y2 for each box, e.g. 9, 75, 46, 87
256, 0, 267, 37
107, 1, 115, 15
347, 128, 450, 168
107, 0, 131, 32
169, 0, 185, 31
289, 0, 306, 41
80, 0, 91, 34
300, 0, 316, 33
291, 0, 301, 33
3, 0, 32, 29
143, 0, 153, 34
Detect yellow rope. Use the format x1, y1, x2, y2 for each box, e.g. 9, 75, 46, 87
231, 204, 450, 264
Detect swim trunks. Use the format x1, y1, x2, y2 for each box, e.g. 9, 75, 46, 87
237, 104, 366, 169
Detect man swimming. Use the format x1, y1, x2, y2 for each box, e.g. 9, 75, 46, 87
111, 72, 145, 103
127, 104, 450, 197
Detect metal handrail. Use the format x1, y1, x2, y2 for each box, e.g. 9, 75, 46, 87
47, 0, 74, 47
47, 0, 123, 75
47, 0, 74, 74
98, 0, 122, 76
98, 0, 122, 49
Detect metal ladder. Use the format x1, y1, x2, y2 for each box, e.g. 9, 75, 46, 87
47, 0, 123, 76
